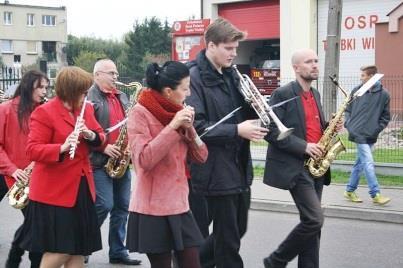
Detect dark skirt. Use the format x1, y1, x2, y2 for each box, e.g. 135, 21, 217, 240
126, 210, 204, 254
15, 177, 102, 255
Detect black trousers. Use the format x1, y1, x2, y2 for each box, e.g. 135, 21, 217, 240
0, 174, 8, 201
188, 180, 210, 238
269, 170, 324, 268
199, 190, 250, 268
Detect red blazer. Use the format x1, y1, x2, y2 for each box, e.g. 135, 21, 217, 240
0, 97, 32, 188
27, 97, 105, 207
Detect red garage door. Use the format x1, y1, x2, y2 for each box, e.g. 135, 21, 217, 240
218, 0, 279, 40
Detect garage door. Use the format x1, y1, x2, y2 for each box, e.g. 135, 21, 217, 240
218, 0, 279, 40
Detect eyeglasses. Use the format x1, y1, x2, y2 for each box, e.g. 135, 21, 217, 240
98, 71, 119, 77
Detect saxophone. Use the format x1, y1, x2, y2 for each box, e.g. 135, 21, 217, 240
6, 96, 48, 209
104, 81, 142, 179
7, 162, 34, 209
307, 75, 350, 178
0, 89, 8, 103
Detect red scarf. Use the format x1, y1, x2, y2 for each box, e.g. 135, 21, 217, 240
138, 89, 195, 179
137, 88, 183, 126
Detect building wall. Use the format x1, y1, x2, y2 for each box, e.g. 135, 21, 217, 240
375, 20, 403, 76
280, 0, 317, 80
202, 0, 251, 19
0, 3, 67, 68
317, 0, 401, 78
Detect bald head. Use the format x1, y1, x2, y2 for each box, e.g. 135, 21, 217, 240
291, 49, 317, 65
93, 59, 118, 92
93, 59, 116, 75
291, 49, 319, 83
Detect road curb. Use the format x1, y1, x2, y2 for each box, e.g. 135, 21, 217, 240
251, 198, 403, 224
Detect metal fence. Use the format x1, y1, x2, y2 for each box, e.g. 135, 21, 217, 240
1, 66, 401, 164
0, 66, 21, 95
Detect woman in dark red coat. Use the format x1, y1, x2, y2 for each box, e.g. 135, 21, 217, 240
0, 70, 49, 267
16, 66, 106, 268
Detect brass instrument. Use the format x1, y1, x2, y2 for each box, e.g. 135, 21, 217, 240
6, 96, 48, 209
6, 162, 34, 209
0, 89, 8, 103
233, 66, 293, 140
104, 81, 142, 179
307, 75, 349, 178
69, 96, 88, 159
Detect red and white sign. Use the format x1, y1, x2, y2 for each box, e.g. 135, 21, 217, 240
171, 19, 210, 63
318, 0, 401, 78
172, 19, 210, 36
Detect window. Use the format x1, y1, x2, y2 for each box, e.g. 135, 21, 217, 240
42, 41, 56, 62
4, 11, 12, 25
27, 14, 34, 26
14, 55, 21, 63
42, 15, 55, 26
1, 40, 12, 53
27, 41, 37, 54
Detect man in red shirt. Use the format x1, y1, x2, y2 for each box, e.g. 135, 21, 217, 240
262, 49, 342, 268
87, 59, 141, 266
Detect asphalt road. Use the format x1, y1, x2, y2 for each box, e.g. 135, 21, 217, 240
1, 201, 402, 267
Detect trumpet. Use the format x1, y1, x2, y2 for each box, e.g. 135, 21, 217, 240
69, 96, 88, 160
233, 66, 293, 140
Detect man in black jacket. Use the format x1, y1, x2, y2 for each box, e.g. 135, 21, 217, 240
87, 59, 141, 266
186, 18, 268, 268
344, 65, 391, 205
262, 49, 342, 268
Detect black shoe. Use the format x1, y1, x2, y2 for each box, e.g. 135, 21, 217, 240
6, 246, 24, 268
263, 256, 286, 268
109, 256, 142, 265
263, 257, 273, 268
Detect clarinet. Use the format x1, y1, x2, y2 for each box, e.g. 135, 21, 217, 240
69, 96, 88, 160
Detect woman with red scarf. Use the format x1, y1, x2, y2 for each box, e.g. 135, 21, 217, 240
126, 61, 208, 268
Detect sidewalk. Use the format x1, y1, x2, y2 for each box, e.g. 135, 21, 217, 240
251, 178, 403, 224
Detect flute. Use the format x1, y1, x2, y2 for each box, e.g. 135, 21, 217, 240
69, 96, 88, 160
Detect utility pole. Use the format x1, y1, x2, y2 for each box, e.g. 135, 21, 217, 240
323, 0, 342, 120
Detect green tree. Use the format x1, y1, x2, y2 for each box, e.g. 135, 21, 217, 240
73, 51, 107, 72
66, 35, 125, 66
124, 17, 172, 80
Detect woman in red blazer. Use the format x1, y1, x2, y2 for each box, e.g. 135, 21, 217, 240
0, 70, 48, 268
126, 61, 208, 268
15, 67, 105, 268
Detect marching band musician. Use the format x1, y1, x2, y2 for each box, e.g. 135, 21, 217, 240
262, 49, 343, 268
87, 59, 141, 265
0, 70, 48, 268
14, 67, 105, 268
186, 18, 268, 268
126, 61, 208, 268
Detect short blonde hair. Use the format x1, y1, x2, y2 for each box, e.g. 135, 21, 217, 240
204, 17, 246, 45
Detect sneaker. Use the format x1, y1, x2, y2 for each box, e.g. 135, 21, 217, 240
344, 191, 363, 203
372, 193, 391, 205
